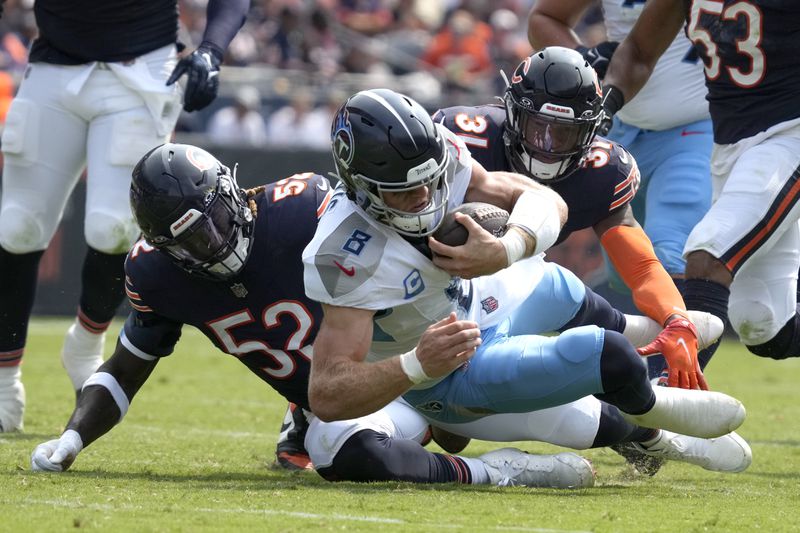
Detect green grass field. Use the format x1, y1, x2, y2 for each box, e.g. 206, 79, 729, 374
2, 318, 799, 532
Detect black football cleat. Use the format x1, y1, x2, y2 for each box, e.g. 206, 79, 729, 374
274, 403, 313, 471
610, 442, 665, 476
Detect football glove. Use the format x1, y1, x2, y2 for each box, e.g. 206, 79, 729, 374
31, 430, 83, 472
637, 318, 709, 391
166, 44, 223, 112
576, 41, 619, 79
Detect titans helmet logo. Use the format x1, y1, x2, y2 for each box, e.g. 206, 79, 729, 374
332, 109, 354, 166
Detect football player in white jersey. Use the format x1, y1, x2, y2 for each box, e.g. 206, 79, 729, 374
529, 0, 717, 379
603, 1, 800, 361
303, 89, 749, 463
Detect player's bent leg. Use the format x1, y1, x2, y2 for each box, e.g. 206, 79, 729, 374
317, 428, 477, 483
308, 401, 481, 484
744, 312, 800, 360
726, 245, 800, 359
508, 262, 588, 336
427, 396, 603, 450
274, 403, 313, 471
595, 330, 745, 438
318, 429, 596, 488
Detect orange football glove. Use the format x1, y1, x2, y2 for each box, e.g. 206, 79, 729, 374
637, 318, 709, 390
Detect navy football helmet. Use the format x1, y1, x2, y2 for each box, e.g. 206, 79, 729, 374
130, 143, 254, 280
331, 88, 452, 237
504, 46, 604, 182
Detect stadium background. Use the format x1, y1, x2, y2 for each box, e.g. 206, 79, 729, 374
0, 0, 634, 316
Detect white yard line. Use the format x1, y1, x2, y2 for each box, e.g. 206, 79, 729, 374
19, 498, 591, 533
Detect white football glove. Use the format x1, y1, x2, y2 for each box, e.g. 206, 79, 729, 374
31, 430, 83, 472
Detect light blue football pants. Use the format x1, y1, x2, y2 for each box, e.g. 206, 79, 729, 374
404, 262, 605, 424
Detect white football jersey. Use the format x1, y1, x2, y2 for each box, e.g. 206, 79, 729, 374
303, 126, 546, 382
603, 0, 708, 130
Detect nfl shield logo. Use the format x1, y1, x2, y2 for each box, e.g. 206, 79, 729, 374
481, 296, 499, 314
230, 283, 248, 298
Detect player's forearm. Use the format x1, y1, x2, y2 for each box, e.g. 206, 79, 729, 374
65, 345, 158, 447
528, 11, 581, 50
600, 225, 687, 325
308, 356, 412, 421
65, 386, 126, 447
202, 0, 250, 54
604, 0, 685, 103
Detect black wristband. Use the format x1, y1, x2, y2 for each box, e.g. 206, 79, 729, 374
602, 84, 625, 116
199, 41, 225, 63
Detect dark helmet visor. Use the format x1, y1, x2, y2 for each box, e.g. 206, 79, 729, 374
161, 193, 239, 267
520, 113, 591, 159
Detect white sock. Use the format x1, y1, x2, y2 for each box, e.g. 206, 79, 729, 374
0, 365, 22, 386
461, 456, 490, 484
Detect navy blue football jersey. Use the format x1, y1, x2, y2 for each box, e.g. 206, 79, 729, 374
123, 173, 333, 410
684, 0, 800, 143
434, 104, 640, 244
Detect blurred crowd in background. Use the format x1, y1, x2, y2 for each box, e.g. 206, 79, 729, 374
0, 0, 605, 147
0, 0, 610, 293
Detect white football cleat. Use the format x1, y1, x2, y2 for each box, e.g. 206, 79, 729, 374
623, 310, 724, 350
688, 311, 725, 350
479, 448, 595, 489
61, 322, 106, 391
634, 430, 751, 473
622, 386, 745, 439
0, 366, 25, 432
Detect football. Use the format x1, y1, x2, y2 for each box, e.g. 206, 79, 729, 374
432, 202, 509, 247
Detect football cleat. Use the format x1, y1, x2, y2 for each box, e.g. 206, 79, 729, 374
633, 430, 752, 473
0, 367, 25, 432
610, 442, 665, 476
479, 448, 595, 489
274, 403, 313, 471
622, 386, 745, 439
61, 322, 106, 392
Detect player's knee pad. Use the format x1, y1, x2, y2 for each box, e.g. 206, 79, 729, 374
0, 205, 48, 253
546, 326, 605, 375
84, 210, 140, 254
729, 284, 783, 346
745, 313, 800, 361
597, 330, 647, 390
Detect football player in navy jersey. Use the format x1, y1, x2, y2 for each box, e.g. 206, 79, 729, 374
434, 47, 707, 391
0, 0, 250, 434
529, 0, 715, 382
29, 143, 608, 489
604, 1, 800, 361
